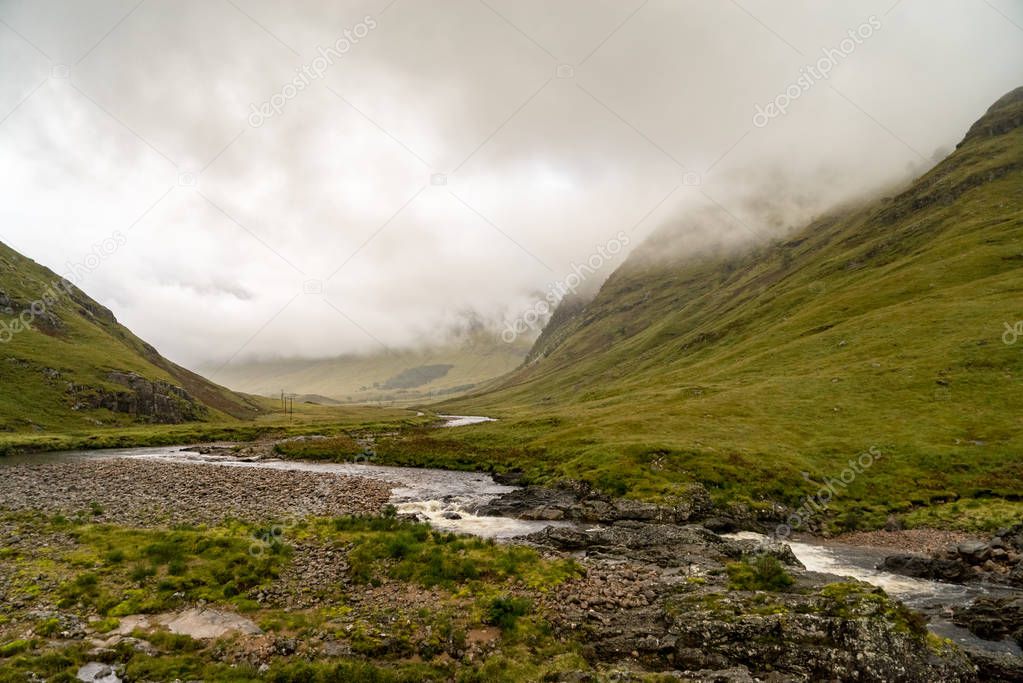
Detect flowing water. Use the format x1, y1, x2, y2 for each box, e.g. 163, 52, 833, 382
727, 531, 1022, 655
2, 418, 1018, 655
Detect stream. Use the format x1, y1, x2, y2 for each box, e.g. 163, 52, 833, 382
2, 416, 1019, 655
727, 532, 1022, 656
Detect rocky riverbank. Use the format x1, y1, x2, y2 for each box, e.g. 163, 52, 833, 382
881, 524, 1023, 588
0, 452, 1013, 681
0, 459, 390, 526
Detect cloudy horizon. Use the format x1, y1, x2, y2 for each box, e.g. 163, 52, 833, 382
1, 0, 1021, 371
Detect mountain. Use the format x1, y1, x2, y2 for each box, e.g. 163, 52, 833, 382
207, 333, 531, 404
0, 241, 263, 433
437, 87, 1023, 528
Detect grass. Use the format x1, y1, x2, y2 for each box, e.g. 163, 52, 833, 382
420, 96, 1023, 532
272, 434, 365, 461
0, 404, 432, 457
0, 511, 588, 683
315, 514, 582, 590
726, 556, 795, 592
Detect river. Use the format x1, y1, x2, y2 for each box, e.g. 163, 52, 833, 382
1, 418, 1018, 655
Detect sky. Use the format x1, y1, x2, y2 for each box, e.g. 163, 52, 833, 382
0, 0, 1021, 370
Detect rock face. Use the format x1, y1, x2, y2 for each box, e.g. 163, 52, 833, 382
68, 371, 208, 423
477, 480, 713, 525
881, 524, 1023, 588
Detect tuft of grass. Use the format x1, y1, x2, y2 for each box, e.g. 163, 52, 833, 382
484, 595, 533, 631
325, 516, 582, 590
727, 555, 795, 592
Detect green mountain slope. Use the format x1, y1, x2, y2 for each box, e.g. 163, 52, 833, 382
434, 87, 1023, 530
0, 242, 263, 432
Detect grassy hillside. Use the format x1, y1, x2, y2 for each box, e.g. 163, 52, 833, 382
422, 87, 1023, 531
207, 334, 530, 405
0, 240, 264, 433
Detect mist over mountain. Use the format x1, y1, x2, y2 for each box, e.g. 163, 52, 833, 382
2, 0, 1021, 369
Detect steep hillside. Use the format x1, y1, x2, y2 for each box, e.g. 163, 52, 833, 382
0, 241, 263, 432
432, 87, 1023, 530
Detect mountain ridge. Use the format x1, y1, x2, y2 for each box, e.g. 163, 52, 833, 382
429, 86, 1023, 529
0, 241, 263, 432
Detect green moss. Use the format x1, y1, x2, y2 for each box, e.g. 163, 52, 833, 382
0, 639, 33, 658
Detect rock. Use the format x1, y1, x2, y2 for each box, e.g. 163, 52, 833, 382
953, 596, 1023, 646
478, 481, 713, 525
883, 524, 1023, 587
442, 511, 463, 520
880, 554, 976, 583
527, 522, 772, 569
65, 371, 209, 424
957, 541, 992, 564
162, 609, 262, 639
961, 647, 1023, 683
77, 663, 121, 683
702, 517, 738, 533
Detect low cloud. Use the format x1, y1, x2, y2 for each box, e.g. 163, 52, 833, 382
0, 0, 1020, 367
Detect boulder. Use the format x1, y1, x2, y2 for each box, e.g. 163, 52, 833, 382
953, 596, 1023, 646
957, 541, 992, 564
880, 554, 976, 583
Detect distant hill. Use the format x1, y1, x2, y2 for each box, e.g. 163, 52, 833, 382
438, 87, 1023, 526
0, 241, 263, 433
207, 334, 531, 405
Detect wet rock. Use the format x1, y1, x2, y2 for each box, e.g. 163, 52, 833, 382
526, 522, 791, 569
953, 596, 1023, 646
880, 554, 976, 583
961, 647, 1023, 683
479, 481, 713, 525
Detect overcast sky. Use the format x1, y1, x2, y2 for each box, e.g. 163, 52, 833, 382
1, 0, 1021, 369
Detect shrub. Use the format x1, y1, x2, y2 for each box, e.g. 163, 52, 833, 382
484, 595, 532, 631
727, 555, 795, 592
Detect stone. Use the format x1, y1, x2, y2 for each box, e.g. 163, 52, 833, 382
957, 540, 992, 564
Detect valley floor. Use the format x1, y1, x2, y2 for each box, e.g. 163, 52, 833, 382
1, 442, 1018, 682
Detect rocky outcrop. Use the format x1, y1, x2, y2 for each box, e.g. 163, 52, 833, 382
527, 521, 801, 569
540, 547, 974, 682
478, 480, 713, 525
663, 587, 974, 682
881, 524, 1023, 588
67, 371, 208, 423
879, 554, 977, 583
959, 648, 1023, 683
